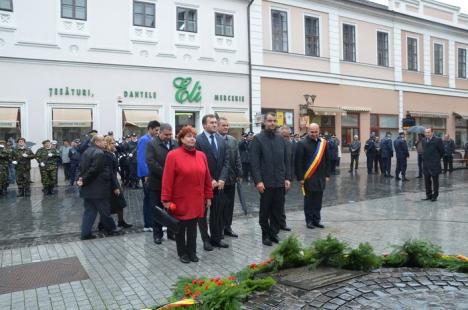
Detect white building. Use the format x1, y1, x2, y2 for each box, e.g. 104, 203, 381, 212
0, 0, 251, 144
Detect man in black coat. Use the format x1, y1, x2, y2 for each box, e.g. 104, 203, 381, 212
364, 133, 376, 174
442, 134, 456, 173
295, 123, 331, 229
422, 128, 444, 202
238, 133, 253, 182
78, 135, 121, 240
393, 132, 410, 181
146, 123, 178, 244
196, 114, 230, 250
250, 113, 291, 246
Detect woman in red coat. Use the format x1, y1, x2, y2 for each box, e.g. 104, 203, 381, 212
162, 126, 213, 263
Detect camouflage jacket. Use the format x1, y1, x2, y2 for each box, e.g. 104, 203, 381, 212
36, 147, 60, 170
12, 147, 35, 170
0, 147, 12, 167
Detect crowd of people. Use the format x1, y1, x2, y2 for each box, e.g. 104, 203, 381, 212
0, 113, 467, 263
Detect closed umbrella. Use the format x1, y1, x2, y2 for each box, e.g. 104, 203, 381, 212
236, 180, 248, 215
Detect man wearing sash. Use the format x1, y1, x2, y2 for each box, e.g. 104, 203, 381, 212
295, 123, 331, 229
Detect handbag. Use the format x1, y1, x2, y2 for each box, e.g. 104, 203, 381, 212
153, 206, 180, 234
110, 190, 127, 213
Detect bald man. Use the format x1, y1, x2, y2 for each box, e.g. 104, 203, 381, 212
295, 123, 331, 229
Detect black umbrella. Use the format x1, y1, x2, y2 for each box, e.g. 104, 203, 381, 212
236, 180, 248, 215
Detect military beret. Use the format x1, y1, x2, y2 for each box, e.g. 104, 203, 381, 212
17, 137, 26, 143
42, 139, 50, 145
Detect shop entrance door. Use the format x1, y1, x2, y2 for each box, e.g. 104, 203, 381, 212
175, 112, 197, 134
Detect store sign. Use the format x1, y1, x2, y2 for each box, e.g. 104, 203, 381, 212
214, 94, 245, 102
49, 87, 94, 97
123, 91, 157, 99
173, 77, 202, 104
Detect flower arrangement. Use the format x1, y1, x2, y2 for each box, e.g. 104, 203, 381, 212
147, 235, 468, 310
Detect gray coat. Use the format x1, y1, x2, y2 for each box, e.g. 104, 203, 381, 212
219, 134, 242, 185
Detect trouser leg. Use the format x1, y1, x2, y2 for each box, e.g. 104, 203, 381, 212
268, 187, 284, 237
433, 175, 440, 198
309, 191, 324, 224
402, 159, 407, 177
186, 219, 198, 256
366, 155, 373, 173
259, 188, 274, 236
448, 156, 453, 172
142, 182, 153, 228
443, 156, 449, 172
149, 190, 164, 239
96, 199, 116, 232
424, 175, 433, 198
209, 190, 224, 243
222, 184, 236, 230
81, 198, 99, 237
417, 154, 423, 177
198, 208, 210, 242
176, 220, 188, 257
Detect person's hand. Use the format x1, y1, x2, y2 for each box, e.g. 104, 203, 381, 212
128, 153, 133, 158
163, 202, 171, 209
40, 162, 45, 167
218, 180, 225, 190
12, 161, 17, 165
48, 153, 53, 157
206, 199, 212, 208
211, 180, 218, 189
299, 180, 304, 186
113, 188, 120, 196
144, 176, 148, 183
326, 177, 330, 181
22, 153, 28, 158
77, 178, 83, 187
256, 182, 265, 194
285, 180, 291, 190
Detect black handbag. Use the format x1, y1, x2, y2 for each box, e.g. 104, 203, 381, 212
110, 191, 127, 213
153, 206, 180, 234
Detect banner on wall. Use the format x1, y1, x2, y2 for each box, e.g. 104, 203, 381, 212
277, 111, 284, 126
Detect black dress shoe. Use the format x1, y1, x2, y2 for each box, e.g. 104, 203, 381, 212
262, 238, 273, 246
189, 254, 199, 262
422, 196, 432, 201
212, 240, 229, 248
154, 237, 162, 245
118, 221, 133, 228
431, 197, 438, 202
313, 223, 325, 229
402, 178, 410, 182
388, 175, 394, 178
80, 234, 97, 240
179, 255, 190, 264
224, 229, 239, 238
270, 234, 280, 243
280, 226, 292, 231
203, 240, 214, 251
108, 228, 125, 236
417, 175, 423, 178
395, 177, 402, 180
306, 222, 315, 229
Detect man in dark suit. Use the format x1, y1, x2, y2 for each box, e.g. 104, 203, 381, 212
364, 133, 376, 174
381, 132, 394, 177
196, 114, 230, 250
146, 123, 178, 244
394, 132, 410, 181
422, 128, 444, 202
295, 123, 331, 229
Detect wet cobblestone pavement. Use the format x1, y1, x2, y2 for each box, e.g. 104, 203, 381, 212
0, 166, 466, 309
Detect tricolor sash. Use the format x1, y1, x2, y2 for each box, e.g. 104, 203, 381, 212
302, 138, 327, 195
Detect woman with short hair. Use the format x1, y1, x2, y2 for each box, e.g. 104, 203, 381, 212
161, 126, 213, 263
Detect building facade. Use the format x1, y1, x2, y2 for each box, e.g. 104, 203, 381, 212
0, 0, 250, 144
250, 0, 468, 149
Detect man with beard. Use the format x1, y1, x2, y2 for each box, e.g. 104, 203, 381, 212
250, 113, 291, 246
295, 123, 330, 229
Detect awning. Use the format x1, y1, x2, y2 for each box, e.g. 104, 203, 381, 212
215, 112, 250, 128
341, 106, 371, 112
311, 106, 345, 115
408, 111, 449, 118
453, 112, 468, 120
0, 107, 19, 128
123, 109, 159, 128
52, 108, 93, 128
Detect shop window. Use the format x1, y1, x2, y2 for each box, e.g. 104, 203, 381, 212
370, 114, 399, 139
0, 0, 13, 11
0, 107, 20, 141
122, 109, 159, 137
175, 111, 197, 134
133, 1, 155, 28
215, 13, 234, 37
177, 7, 197, 33
341, 113, 359, 147
61, 0, 86, 20
343, 24, 356, 62
52, 108, 92, 142
271, 10, 288, 52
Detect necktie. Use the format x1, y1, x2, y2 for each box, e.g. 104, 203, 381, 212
166, 142, 170, 150
210, 134, 218, 158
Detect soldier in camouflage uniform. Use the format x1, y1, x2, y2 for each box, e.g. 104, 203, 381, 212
36, 140, 61, 195
12, 138, 35, 197
0, 140, 12, 196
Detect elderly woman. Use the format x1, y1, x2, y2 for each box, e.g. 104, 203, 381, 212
161, 126, 213, 263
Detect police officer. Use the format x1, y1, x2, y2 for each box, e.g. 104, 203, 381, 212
442, 134, 456, 173
12, 138, 35, 197
364, 133, 377, 175
0, 140, 12, 196
117, 135, 131, 187
381, 132, 394, 178
36, 140, 61, 195
394, 132, 410, 181
69, 139, 81, 186
127, 133, 139, 189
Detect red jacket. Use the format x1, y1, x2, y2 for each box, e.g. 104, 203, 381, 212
161, 147, 213, 220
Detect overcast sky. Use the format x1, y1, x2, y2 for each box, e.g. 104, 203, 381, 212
370, 0, 468, 14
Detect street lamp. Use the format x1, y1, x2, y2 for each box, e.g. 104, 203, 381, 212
304, 94, 316, 107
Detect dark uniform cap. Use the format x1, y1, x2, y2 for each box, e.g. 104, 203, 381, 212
126, 135, 131, 139
131, 133, 137, 137
73, 139, 81, 143
42, 139, 50, 145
